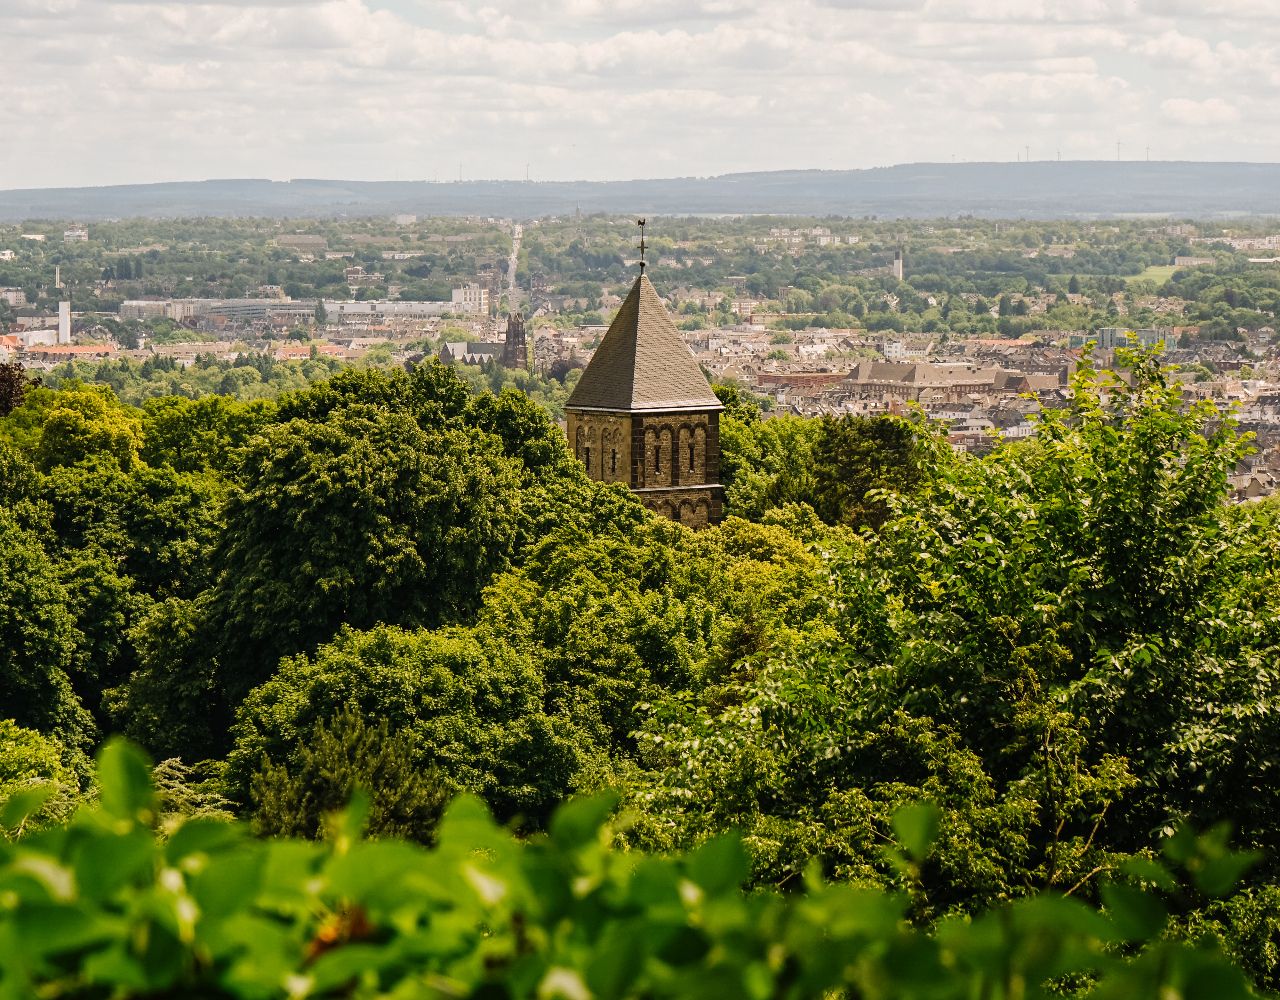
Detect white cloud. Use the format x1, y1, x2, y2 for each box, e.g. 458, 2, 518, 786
1160, 97, 1243, 127
0, 0, 1278, 188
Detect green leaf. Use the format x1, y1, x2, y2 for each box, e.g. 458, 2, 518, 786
1119, 857, 1177, 892
95, 739, 155, 825
326, 841, 446, 911
435, 794, 502, 855
189, 847, 267, 919
1, 785, 55, 832
1180, 950, 1259, 1000
1100, 882, 1167, 940
549, 791, 619, 851
325, 787, 370, 852
1010, 894, 1115, 940
308, 943, 390, 994
655, 925, 712, 966
13, 902, 115, 958
79, 945, 149, 990
164, 817, 245, 865
1161, 824, 1199, 865
586, 919, 649, 999
686, 832, 749, 897
1193, 850, 1262, 898
891, 802, 940, 863
72, 829, 155, 901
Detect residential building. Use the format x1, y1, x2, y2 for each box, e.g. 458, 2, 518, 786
439, 341, 503, 365
344, 265, 385, 288
274, 234, 328, 252
451, 284, 490, 315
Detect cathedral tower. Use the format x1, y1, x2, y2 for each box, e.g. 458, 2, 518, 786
564, 273, 724, 527
502, 311, 529, 371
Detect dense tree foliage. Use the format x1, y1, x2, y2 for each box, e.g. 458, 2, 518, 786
0, 720, 78, 831
210, 407, 523, 695
229, 624, 579, 826
0, 511, 94, 750
3, 349, 1280, 990
248, 705, 451, 842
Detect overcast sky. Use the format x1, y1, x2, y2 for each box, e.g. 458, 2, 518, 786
2, 0, 1278, 189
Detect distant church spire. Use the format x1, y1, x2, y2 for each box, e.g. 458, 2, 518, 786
502, 311, 528, 372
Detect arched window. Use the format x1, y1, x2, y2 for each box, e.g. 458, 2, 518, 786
688, 441, 695, 472
654, 446, 661, 473
610, 450, 617, 475
584, 446, 591, 473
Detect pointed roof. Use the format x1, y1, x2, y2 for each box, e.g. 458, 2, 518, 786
566, 274, 722, 412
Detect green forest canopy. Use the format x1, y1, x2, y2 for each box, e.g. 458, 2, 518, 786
1, 353, 1279, 993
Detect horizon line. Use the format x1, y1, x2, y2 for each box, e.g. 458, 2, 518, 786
6, 159, 1280, 195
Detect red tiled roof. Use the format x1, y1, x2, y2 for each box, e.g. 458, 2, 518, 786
27, 344, 115, 355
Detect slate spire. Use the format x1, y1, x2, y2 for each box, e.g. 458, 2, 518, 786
564, 274, 722, 412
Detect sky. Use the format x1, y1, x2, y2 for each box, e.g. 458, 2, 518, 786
2, 0, 1279, 189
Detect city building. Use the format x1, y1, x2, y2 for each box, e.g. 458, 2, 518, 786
63, 227, 89, 243
451, 284, 490, 315
564, 273, 724, 528
344, 265, 385, 288
274, 234, 328, 252
1070, 328, 1167, 351
439, 341, 504, 365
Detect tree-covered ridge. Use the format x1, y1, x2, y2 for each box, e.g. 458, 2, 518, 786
2, 352, 1280, 991
33, 352, 575, 418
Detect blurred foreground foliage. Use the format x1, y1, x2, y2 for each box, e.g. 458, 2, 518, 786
0, 739, 1268, 1000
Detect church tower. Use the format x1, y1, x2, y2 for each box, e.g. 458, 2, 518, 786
564, 273, 724, 527
502, 311, 529, 371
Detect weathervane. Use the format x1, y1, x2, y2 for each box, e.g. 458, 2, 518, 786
636, 218, 647, 275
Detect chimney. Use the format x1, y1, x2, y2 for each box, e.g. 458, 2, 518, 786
58, 301, 71, 344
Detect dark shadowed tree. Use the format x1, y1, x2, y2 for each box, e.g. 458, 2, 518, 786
810, 414, 935, 529
250, 705, 452, 842
0, 363, 40, 418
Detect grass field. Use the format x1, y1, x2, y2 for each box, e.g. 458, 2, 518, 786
1125, 264, 1178, 285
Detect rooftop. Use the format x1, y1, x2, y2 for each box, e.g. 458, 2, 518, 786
566, 274, 722, 413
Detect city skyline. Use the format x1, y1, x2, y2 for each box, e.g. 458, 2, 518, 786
3, 0, 1279, 189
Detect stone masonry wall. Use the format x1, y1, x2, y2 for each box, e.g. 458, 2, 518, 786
567, 409, 722, 527
566, 411, 632, 485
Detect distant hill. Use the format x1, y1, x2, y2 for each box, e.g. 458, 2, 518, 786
5, 162, 1280, 220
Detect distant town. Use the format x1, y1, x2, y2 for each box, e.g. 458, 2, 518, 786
5, 212, 1280, 501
